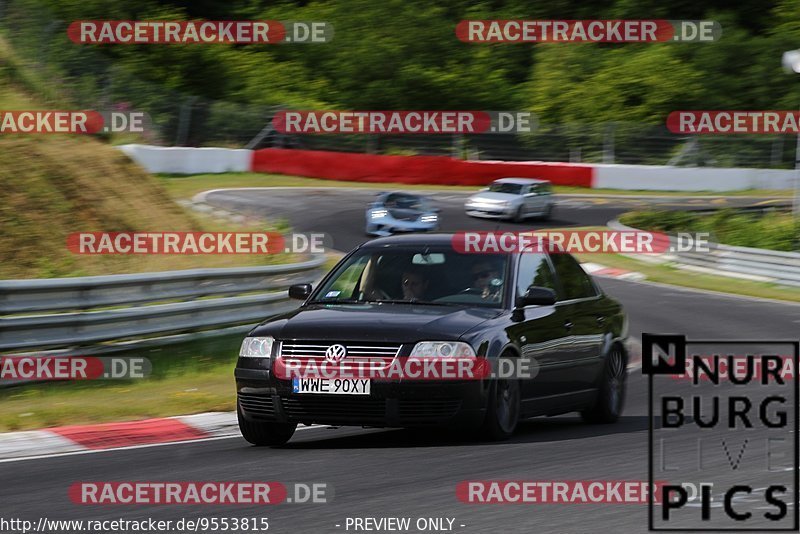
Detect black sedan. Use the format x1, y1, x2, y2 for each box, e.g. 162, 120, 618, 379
235, 234, 628, 446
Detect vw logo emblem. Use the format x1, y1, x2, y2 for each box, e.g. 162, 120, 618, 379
325, 344, 347, 362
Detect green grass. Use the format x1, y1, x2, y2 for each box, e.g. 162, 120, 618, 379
620, 209, 800, 251
0, 334, 243, 432
158, 172, 792, 201
0, 366, 235, 432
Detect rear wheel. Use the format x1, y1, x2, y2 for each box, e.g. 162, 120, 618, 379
237, 404, 297, 446
480, 377, 520, 440
581, 345, 626, 423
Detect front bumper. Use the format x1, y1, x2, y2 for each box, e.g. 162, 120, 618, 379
235, 367, 487, 428
465, 203, 514, 219
366, 217, 439, 236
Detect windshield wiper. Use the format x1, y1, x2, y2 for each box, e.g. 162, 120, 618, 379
365, 299, 462, 307
310, 298, 362, 304
311, 298, 465, 307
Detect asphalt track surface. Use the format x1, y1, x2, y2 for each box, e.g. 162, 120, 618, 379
199, 187, 790, 252
3, 189, 799, 533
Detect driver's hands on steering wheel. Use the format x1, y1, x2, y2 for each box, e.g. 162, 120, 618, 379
460, 285, 501, 302
365, 287, 391, 300
460, 287, 484, 295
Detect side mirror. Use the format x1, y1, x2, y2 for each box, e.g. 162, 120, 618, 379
516, 286, 556, 307
289, 283, 312, 300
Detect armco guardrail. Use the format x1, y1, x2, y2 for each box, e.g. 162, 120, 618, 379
609, 220, 800, 287
0, 256, 327, 352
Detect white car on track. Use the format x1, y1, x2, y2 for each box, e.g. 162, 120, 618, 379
465, 177, 554, 222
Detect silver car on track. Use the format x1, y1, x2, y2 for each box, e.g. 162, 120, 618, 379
465, 177, 554, 222
365, 191, 440, 236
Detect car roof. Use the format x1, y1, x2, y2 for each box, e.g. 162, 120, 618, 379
360, 233, 496, 250
491, 177, 550, 185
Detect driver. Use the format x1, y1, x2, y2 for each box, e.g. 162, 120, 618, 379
469, 260, 503, 301
401, 268, 429, 300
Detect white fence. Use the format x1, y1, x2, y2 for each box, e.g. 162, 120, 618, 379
118, 144, 252, 174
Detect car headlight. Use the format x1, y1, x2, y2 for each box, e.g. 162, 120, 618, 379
410, 341, 476, 358
419, 214, 438, 223
239, 336, 275, 358
370, 209, 388, 219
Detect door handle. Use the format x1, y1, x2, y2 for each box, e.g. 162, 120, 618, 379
596, 316, 606, 324
564, 321, 574, 331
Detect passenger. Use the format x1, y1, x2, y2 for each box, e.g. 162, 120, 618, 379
401, 268, 429, 300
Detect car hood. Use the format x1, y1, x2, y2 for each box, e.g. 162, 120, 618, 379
250, 302, 501, 343
468, 192, 519, 203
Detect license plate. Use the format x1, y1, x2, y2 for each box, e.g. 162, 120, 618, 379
292, 378, 371, 395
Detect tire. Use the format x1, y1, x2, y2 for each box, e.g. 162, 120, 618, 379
479, 377, 521, 440
581, 344, 626, 424
539, 203, 553, 221
237, 404, 297, 446
512, 206, 525, 223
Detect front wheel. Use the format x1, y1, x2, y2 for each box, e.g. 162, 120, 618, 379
512, 206, 525, 223
237, 405, 297, 446
581, 345, 626, 423
480, 378, 520, 440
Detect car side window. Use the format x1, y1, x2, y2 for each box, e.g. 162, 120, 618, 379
550, 253, 597, 300
327, 255, 370, 298
516, 252, 558, 297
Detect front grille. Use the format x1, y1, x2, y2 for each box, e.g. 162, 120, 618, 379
282, 396, 387, 424
398, 399, 462, 424
279, 341, 401, 370
238, 393, 276, 419
388, 210, 419, 221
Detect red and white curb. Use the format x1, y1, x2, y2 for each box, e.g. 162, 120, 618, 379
0, 411, 240, 461
581, 262, 645, 281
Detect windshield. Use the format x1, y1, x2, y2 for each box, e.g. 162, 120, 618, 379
487, 182, 524, 195
313, 248, 509, 308
383, 193, 431, 210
